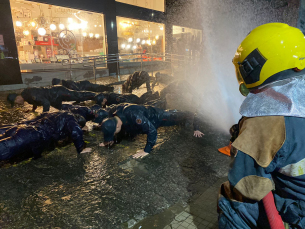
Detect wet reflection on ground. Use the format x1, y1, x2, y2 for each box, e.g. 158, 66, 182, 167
0, 76, 230, 228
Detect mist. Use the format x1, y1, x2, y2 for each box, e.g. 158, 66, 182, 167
176, 0, 299, 132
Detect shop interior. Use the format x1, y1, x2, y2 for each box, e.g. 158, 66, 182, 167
116, 16, 165, 61
9, 0, 106, 67
172, 25, 202, 57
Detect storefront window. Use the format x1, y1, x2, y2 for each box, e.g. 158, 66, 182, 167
116, 0, 165, 12
117, 16, 165, 60
172, 25, 202, 57
9, 0, 106, 70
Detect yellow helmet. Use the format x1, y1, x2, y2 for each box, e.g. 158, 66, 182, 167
233, 23, 305, 94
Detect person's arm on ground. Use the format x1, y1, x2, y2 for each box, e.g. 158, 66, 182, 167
132, 116, 157, 159
193, 112, 204, 137
66, 119, 92, 154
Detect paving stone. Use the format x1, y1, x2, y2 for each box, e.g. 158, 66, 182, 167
187, 224, 197, 229
181, 221, 190, 228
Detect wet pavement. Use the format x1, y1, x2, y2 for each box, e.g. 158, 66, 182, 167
0, 75, 230, 229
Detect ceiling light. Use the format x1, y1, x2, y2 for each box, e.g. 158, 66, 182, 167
83, 32, 87, 37
136, 38, 140, 43
95, 34, 100, 38
126, 44, 131, 49
133, 45, 137, 49
121, 44, 126, 49
89, 33, 94, 38
50, 24, 56, 30
16, 21, 22, 27
142, 40, 146, 44
155, 35, 159, 40
59, 24, 65, 30
68, 18, 73, 23
23, 30, 30, 36
30, 21, 36, 27
128, 37, 133, 42
38, 28, 46, 36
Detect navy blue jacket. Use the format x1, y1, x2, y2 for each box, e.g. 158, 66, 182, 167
21, 86, 96, 112
62, 79, 114, 92
107, 104, 200, 153
0, 111, 85, 160
61, 104, 95, 121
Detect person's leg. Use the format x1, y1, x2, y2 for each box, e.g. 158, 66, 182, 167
61, 89, 96, 103
0, 126, 40, 160
159, 110, 193, 127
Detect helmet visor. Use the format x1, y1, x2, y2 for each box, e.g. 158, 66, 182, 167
234, 64, 250, 96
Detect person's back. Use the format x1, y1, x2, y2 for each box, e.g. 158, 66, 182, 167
122, 71, 151, 93
61, 104, 95, 121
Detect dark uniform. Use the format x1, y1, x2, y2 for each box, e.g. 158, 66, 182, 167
102, 104, 200, 153
152, 72, 174, 88
19, 86, 96, 112
61, 104, 95, 121
0, 111, 86, 160
52, 78, 114, 92
160, 80, 198, 99
95, 91, 159, 107
122, 71, 151, 93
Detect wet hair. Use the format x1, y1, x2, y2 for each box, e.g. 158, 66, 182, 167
74, 114, 86, 128
93, 109, 109, 123
95, 94, 106, 106
52, 78, 61, 85
7, 93, 18, 107
101, 118, 117, 142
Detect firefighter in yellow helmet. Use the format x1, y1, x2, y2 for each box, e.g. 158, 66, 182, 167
218, 23, 305, 229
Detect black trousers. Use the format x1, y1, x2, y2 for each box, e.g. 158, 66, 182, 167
159, 110, 193, 127
0, 126, 43, 160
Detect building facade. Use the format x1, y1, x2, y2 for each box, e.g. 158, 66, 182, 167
0, 0, 203, 89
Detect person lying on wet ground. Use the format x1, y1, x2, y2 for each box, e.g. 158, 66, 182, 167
52, 78, 114, 92
152, 72, 174, 89
0, 111, 92, 161
94, 91, 160, 107
7, 86, 96, 112
159, 80, 199, 100
61, 104, 96, 121
122, 71, 151, 93
99, 104, 204, 159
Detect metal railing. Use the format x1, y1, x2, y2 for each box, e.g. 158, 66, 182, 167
21, 52, 201, 83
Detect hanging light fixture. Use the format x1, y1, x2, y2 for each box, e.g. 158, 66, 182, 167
152, 40, 156, 45
59, 24, 65, 30
68, 18, 73, 23
95, 34, 100, 38
142, 40, 146, 44
50, 24, 56, 30
121, 44, 126, 49
23, 30, 30, 36
83, 32, 87, 37
126, 44, 131, 49
136, 38, 140, 43
128, 37, 133, 42
16, 21, 22, 27
133, 45, 137, 50
29, 20, 36, 28
155, 35, 159, 40
38, 28, 46, 36
89, 33, 94, 38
